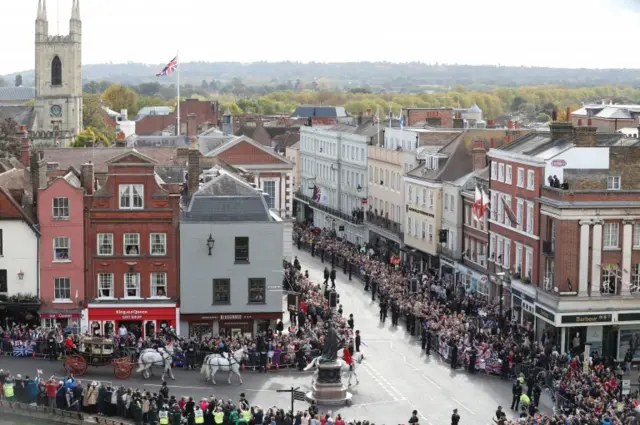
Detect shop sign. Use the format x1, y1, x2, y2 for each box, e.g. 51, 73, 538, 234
40, 312, 81, 319
618, 313, 640, 322
561, 314, 612, 324
89, 307, 176, 321
183, 312, 282, 321
408, 207, 435, 218
511, 289, 534, 304
551, 159, 567, 167
535, 305, 556, 324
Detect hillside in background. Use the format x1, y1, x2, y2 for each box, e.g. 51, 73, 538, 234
4, 62, 640, 90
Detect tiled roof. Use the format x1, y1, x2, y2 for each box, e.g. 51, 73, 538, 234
0, 87, 35, 102
272, 131, 301, 152
0, 106, 36, 128
408, 133, 471, 182
503, 130, 634, 155
0, 168, 28, 191
595, 107, 631, 120
40, 147, 184, 173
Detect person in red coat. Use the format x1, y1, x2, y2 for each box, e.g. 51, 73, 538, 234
342, 344, 353, 369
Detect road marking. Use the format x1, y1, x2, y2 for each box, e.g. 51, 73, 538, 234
351, 399, 407, 408
419, 414, 433, 425
452, 397, 476, 415
386, 341, 420, 371
421, 374, 442, 390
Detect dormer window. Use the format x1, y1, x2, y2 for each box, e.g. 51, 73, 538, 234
119, 184, 144, 210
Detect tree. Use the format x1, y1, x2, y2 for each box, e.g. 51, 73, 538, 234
138, 95, 169, 110
72, 127, 111, 147
136, 82, 162, 97
14, 74, 23, 87
82, 93, 115, 141
536, 113, 552, 122
0, 118, 20, 159
102, 84, 139, 116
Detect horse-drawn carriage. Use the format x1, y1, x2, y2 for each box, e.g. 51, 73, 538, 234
63, 337, 137, 379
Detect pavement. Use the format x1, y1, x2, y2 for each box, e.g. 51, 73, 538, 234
0, 246, 553, 425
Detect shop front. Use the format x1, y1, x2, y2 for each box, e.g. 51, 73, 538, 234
39, 310, 82, 332
180, 312, 283, 339
511, 287, 536, 331
439, 257, 457, 286
558, 313, 615, 358
456, 263, 489, 299
534, 304, 558, 345
86, 304, 179, 339
613, 312, 640, 362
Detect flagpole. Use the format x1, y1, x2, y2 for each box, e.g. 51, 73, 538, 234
376, 107, 380, 147
176, 50, 181, 136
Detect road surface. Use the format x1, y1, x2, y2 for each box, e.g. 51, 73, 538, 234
292, 246, 552, 425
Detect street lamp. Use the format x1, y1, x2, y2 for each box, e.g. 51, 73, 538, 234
206, 234, 215, 256
495, 271, 506, 329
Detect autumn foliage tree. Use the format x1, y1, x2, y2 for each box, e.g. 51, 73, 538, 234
102, 84, 140, 116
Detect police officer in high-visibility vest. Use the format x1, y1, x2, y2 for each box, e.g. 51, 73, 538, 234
193, 406, 204, 425
169, 403, 182, 425
239, 408, 252, 425
159, 404, 170, 425
3, 376, 15, 401
214, 407, 225, 425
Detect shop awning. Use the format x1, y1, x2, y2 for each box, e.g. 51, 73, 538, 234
39, 310, 82, 319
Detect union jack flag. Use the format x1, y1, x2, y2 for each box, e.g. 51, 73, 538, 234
12, 341, 35, 357
156, 55, 178, 77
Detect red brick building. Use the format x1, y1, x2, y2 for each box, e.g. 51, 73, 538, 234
488, 119, 640, 359
402, 108, 454, 128
135, 100, 219, 135
83, 150, 181, 337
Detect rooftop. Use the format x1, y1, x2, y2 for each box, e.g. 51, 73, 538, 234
0, 87, 35, 103
40, 147, 185, 173
291, 106, 347, 118
407, 132, 474, 182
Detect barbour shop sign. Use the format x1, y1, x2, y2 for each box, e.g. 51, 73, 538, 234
561, 314, 612, 324
535, 306, 556, 323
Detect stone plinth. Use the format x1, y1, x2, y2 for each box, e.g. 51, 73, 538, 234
306, 361, 353, 406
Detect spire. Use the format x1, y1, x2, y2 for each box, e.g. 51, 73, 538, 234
42, 0, 47, 19
37, 0, 43, 20
71, 0, 80, 20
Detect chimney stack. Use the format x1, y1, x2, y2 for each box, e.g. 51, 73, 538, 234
566, 107, 572, 122
187, 140, 200, 196
551, 108, 558, 121
574, 120, 597, 147
357, 112, 363, 125
81, 162, 94, 195
19, 125, 30, 167
187, 113, 197, 137
452, 115, 464, 129
255, 119, 264, 129
507, 120, 513, 129
30, 150, 47, 213
550, 121, 574, 141
472, 140, 487, 171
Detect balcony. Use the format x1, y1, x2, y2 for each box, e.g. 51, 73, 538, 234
542, 240, 554, 256
540, 185, 640, 204
438, 245, 461, 261
366, 213, 403, 241
294, 190, 364, 226
368, 146, 403, 166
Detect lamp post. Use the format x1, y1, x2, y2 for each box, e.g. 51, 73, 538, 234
206, 234, 215, 256
495, 270, 506, 330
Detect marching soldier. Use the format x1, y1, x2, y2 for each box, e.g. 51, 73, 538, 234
379, 299, 388, 323
330, 268, 337, 289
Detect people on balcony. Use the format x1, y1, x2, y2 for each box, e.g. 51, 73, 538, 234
547, 175, 569, 190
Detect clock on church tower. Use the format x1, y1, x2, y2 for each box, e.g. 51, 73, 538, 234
50, 105, 62, 117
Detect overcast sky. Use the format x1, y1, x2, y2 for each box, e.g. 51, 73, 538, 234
1, 0, 638, 75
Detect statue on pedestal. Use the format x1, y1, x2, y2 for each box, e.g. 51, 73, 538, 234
319, 323, 339, 363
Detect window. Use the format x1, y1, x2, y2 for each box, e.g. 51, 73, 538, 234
490, 235, 496, 260
631, 264, 640, 293
124, 273, 141, 298
525, 249, 533, 280
601, 264, 620, 294
429, 190, 434, 208
119, 184, 144, 210
526, 202, 534, 233
517, 168, 525, 188
414, 220, 419, 238
124, 233, 140, 256
634, 223, 640, 248
213, 278, 231, 304
428, 224, 433, 243
491, 191, 498, 220
52, 197, 69, 219
498, 195, 504, 224
368, 166, 373, 182
150, 233, 167, 256
234, 237, 249, 262
444, 194, 449, 210
263, 181, 276, 208
498, 163, 505, 182
248, 278, 266, 303
97, 233, 113, 256
464, 205, 470, 225
515, 244, 523, 275
505, 165, 512, 184
449, 194, 455, 213
491, 161, 497, 180
408, 185, 412, 204
53, 237, 70, 261
54, 277, 70, 301
51, 56, 62, 86
407, 217, 412, 236
497, 238, 503, 264
422, 221, 426, 239
603, 223, 619, 248
516, 199, 524, 231
151, 272, 167, 297
527, 170, 535, 190
503, 195, 512, 226
422, 188, 427, 206
607, 176, 621, 191
97, 273, 114, 298
504, 241, 510, 269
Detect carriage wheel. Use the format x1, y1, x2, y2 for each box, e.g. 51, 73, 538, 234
114, 363, 132, 380
64, 355, 88, 376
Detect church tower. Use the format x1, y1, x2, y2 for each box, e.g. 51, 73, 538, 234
34, 0, 83, 145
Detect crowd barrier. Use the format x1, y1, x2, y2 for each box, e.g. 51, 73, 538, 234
0, 400, 92, 425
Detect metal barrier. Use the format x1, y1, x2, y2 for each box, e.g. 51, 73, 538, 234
0, 338, 52, 358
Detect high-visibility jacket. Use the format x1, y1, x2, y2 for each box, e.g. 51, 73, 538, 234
159, 410, 169, 425
214, 411, 225, 424
242, 410, 252, 422
3, 383, 14, 398
520, 394, 531, 405
194, 408, 204, 424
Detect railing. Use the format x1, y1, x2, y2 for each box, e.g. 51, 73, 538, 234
294, 191, 364, 225
366, 214, 403, 238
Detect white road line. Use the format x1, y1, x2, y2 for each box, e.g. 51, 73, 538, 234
421, 373, 442, 390
451, 397, 476, 415
419, 414, 434, 425
387, 341, 420, 371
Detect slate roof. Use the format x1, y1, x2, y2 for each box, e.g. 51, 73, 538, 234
272, 131, 301, 152
182, 170, 273, 222
40, 147, 184, 172
502, 130, 635, 155
0, 87, 35, 103
408, 133, 471, 182
155, 166, 185, 184
234, 124, 294, 144
0, 106, 36, 128
595, 107, 631, 120
291, 106, 347, 118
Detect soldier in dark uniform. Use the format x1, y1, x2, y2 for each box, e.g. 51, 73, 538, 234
331, 251, 336, 268
311, 240, 316, 257
421, 326, 428, 350
47, 331, 57, 361
391, 300, 399, 326
320, 246, 325, 263
348, 261, 352, 281
330, 268, 337, 289
343, 257, 347, 274
347, 314, 354, 330
370, 278, 377, 301
425, 328, 432, 355
379, 299, 388, 323
186, 340, 197, 370
323, 268, 330, 285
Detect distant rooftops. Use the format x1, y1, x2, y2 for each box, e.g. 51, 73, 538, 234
134, 106, 173, 120
291, 105, 347, 118
572, 103, 640, 120
0, 87, 35, 103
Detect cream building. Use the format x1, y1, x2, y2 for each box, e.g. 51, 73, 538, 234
34, 0, 83, 146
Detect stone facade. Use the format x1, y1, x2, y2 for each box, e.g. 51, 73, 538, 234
34, 0, 83, 146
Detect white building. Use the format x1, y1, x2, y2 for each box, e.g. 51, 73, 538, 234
297, 121, 379, 244
0, 187, 39, 297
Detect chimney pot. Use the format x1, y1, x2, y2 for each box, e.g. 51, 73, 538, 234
187, 149, 200, 196
552, 109, 558, 121
187, 113, 197, 137
587, 118, 592, 126
566, 107, 572, 122
507, 120, 513, 129
577, 119, 583, 126
20, 134, 31, 167
490, 138, 494, 148
472, 139, 487, 171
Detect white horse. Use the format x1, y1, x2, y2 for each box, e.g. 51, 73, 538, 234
136, 345, 177, 381
200, 347, 247, 385
304, 348, 362, 386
